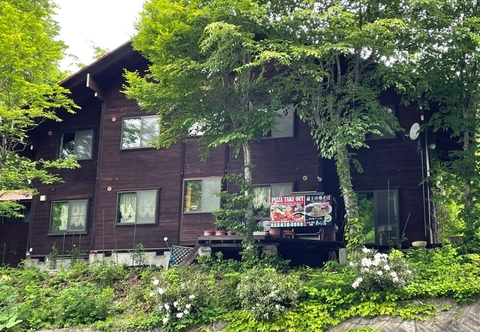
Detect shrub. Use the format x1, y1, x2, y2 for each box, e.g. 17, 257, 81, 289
54, 284, 114, 327
236, 267, 299, 320
350, 247, 413, 292
148, 267, 220, 331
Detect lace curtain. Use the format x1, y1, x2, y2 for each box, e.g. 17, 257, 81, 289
119, 193, 136, 223
69, 200, 87, 229
137, 190, 156, 222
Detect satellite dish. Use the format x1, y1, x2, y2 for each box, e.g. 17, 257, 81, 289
409, 123, 420, 140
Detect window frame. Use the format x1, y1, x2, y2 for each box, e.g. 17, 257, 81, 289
116, 189, 160, 225
357, 188, 400, 245
366, 104, 397, 140
183, 177, 222, 214
263, 104, 295, 139
58, 129, 94, 160
121, 115, 160, 150
49, 199, 89, 234
252, 182, 295, 219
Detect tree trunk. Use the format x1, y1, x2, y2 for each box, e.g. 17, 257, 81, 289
335, 144, 363, 250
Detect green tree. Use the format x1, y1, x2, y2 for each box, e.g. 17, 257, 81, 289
0, 0, 79, 217
265, 0, 405, 249
124, 0, 288, 240
398, 0, 480, 244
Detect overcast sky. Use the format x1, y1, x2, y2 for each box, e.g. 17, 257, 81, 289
54, 0, 145, 71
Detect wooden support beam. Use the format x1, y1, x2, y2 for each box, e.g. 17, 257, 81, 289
86, 73, 105, 100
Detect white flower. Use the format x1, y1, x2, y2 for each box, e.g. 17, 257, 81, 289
189, 294, 195, 299
183, 309, 189, 315
173, 301, 178, 307
390, 271, 397, 278
185, 303, 192, 309
361, 258, 372, 267
153, 279, 160, 286
377, 270, 383, 276
176, 312, 184, 318
392, 277, 399, 283
352, 277, 363, 289
158, 288, 165, 295
164, 303, 170, 311
162, 317, 169, 325
149, 291, 154, 297
383, 265, 390, 271
362, 247, 370, 253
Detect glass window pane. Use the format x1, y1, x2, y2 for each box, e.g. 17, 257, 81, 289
376, 189, 399, 245
75, 130, 93, 160
122, 118, 141, 149
271, 183, 293, 196
136, 190, 157, 223
140, 116, 160, 147
253, 186, 271, 218
184, 180, 202, 212
118, 193, 137, 223
271, 104, 294, 138
358, 192, 376, 243
60, 132, 75, 158
201, 178, 221, 212
69, 200, 87, 231
51, 202, 69, 231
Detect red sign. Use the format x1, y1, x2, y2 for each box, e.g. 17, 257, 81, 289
270, 194, 333, 228
270, 195, 306, 228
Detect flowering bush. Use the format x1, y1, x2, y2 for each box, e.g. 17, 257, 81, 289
236, 267, 299, 320
350, 247, 413, 291
149, 268, 215, 331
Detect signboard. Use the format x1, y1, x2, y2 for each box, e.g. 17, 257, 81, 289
270, 195, 305, 228
270, 194, 333, 228
304, 194, 333, 226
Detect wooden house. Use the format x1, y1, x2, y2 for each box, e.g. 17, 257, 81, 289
1, 42, 434, 267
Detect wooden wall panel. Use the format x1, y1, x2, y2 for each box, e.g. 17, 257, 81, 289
0, 223, 29, 266
28, 98, 102, 257
92, 87, 183, 251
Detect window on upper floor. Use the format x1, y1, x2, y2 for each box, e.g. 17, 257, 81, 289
117, 190, 159, 224
121, 115, 160, 149
265, 104, 295, 138
59, 129, 94, 160
357, 189, 399, 245
366, 104, 397, 140
252, 182, 294, 219
183, 178, 222, 213
50, 199, 88, 232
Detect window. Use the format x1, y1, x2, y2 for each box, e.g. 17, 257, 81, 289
50, 200, 88, 232
357, 189, 399, 245
122, 115, 160, 149
366, 105, 396, 140
59, 130, 94, 160
117, 190, 158, 224
183, 178, 222, 213
252, 183, 294, 218
267, 104, 294, 138
0, 203, 31, 223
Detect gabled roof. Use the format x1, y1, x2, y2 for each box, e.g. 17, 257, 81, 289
60, 41, 148, 101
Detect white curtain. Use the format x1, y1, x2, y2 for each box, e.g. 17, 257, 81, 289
137, 190, 156, 222
119, 193, 136, 223
253, 186, 270, 210
69, 200, 87, 229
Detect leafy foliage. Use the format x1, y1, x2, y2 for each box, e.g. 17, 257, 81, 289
2, 247, 480, 331
236, 267, 300, 320
0, 0, 79, 216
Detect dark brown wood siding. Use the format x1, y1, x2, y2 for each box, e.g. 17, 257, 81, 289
0, 222, 29, 266
28, 98, 102, 257
92, 86, 183, 252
